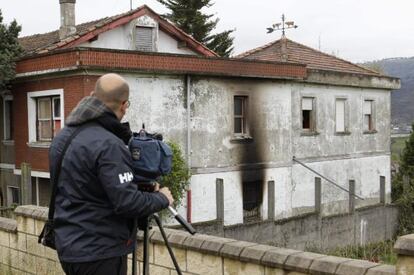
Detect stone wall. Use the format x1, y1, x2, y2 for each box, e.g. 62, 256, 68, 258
0, 205, 407, 275
193, 204, 398, 251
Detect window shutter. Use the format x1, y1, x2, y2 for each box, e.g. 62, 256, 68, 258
136, 27, 153, 51
302, 98, 313, 110
336, 100, 345, 132
363, 101, 372, 115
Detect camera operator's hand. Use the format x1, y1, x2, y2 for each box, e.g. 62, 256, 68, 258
159, 187, 174, 206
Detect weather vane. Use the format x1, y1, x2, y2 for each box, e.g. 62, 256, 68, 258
267, 14, 298, 37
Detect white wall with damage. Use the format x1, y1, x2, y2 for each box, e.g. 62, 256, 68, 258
119, 73, 392, 226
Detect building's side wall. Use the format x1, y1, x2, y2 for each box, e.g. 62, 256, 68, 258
123, 73, 188, 146
12, 75, 98, 173
185, 79, 392, 224
123, 74, 392, 225
291, 84, 391, 216
0, 205, 397, 275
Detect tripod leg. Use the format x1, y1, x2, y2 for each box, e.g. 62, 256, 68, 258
132, 219, 138, 275
143, 218, 150, 275
152, 215, 182, 275
132, 248, 137, 275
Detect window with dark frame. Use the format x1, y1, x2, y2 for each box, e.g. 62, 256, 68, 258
4, 99, 13, 140
302, 97, 315, 131
234, 96, 247, 135
136, 26, 154, 51
363, 100, 374, 132
36, 96, 61, 141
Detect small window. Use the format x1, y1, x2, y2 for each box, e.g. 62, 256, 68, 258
363, 100, 374, 132
7, 186, 20, 206
36, 96, 61, 141
234, 96, 247, 135
3, 98, 13, 140
335, 99, 346, 133
302, 97, 316, 132
136, 26, 154, 51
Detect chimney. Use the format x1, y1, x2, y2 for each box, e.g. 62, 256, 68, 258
59, 0, 76, 40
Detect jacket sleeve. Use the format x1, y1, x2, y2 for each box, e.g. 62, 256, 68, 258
97, 139, 169, 219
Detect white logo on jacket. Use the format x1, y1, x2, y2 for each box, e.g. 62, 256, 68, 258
118, 172, 133, 184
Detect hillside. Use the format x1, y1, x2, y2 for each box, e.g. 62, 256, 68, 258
364, 57, 414, 127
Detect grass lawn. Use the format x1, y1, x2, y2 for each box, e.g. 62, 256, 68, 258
306, 240, 397, 265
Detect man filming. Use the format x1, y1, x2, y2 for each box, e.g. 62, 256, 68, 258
49, 73, 174, 275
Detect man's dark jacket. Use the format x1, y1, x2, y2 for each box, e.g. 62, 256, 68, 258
50, 96, 169, 263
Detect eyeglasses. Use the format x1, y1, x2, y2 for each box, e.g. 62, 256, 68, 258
124, 100, 130, 108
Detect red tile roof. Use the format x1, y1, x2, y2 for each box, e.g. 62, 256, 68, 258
18, 5, 217, 57
236, 37, 379, 75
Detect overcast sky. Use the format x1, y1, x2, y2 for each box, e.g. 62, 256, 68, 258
2, 0, 414, 62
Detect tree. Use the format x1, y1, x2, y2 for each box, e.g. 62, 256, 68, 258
0, 9, 22, 91
157, 0, 234, 57
159, 141, 190, 208
392, 123, 414, 235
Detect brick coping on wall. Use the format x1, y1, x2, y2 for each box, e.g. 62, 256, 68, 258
0, 205, 395, 275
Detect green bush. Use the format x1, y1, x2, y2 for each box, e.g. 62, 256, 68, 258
392, 123, 414, 235
159, 141, 190, 208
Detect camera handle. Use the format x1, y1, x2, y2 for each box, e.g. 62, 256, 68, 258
167, 206, 196, 235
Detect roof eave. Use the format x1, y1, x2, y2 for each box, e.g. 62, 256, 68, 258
306, 68, 401, 90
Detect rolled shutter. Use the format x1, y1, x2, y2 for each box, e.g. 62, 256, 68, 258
136, 27, 153, 51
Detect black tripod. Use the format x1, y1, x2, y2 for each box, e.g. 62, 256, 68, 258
132, 206, 196, 275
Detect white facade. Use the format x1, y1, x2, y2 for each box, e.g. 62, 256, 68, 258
122, 73, 392, 226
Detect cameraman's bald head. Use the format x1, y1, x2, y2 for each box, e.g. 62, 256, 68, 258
92, 73, 130, 120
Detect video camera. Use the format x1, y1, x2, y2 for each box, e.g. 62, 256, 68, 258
128, 125, 172, 191
127, 124, 195, 234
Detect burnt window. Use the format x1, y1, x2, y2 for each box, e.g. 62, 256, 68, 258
243, 180, 262, 222
302, 97, 316, 131
36, 96, 61, 141
234, 96, 248, 135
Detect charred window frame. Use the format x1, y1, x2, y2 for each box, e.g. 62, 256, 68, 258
301, 97, 317, 133
242, 180, 263, 222
234, 96, 248, 136
363, 100, 376, 133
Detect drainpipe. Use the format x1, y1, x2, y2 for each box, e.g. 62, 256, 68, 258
186, 75, 192, 223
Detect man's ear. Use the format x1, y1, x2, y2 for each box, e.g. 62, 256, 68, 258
90, 91, 95, 96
